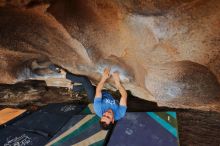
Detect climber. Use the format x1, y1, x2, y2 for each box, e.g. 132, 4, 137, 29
57, 67, 127, 130
94, 68, 127, 130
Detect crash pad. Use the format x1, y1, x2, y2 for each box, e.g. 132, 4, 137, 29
46, 114, 107, 146
12, 103, 86, 136
108, 112, 179, 146
0, 108, 26, 125
0, 126, 49, 146
80, 103, 95, 114
37, 103, 87, 117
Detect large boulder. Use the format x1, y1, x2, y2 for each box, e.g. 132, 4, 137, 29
145, 61, 220, 110
0, 0, 219, 110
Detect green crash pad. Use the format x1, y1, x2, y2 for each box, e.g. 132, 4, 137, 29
46, 114, 107, 146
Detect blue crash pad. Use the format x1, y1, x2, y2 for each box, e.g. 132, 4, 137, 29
108, 112, 179, 146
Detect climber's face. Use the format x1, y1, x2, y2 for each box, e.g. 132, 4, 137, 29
101, 109, 114, 125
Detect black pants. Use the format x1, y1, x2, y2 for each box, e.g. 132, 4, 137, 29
66, 72, 95, 102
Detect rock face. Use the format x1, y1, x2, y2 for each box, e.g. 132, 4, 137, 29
0, 80, 85, 107
0, 0, 220, 110
145, 61, 220, 110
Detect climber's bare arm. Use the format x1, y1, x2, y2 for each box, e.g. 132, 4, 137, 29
112, 72, 127, 106
95, 68, 110, 98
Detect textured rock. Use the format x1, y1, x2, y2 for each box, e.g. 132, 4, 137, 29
0, 6, 92, 82
0, 0, 220, 110
145, 61, 220, 110
177, 109, 220, 146
0, 80, 81, 106
48, 0, 220, 81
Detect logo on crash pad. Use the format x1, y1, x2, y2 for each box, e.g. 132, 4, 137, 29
4, 134, 32, 146
60, 105, 76, 112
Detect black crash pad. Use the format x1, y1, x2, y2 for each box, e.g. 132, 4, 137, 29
12, 103, 86, 137
0, 126, 49, 146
